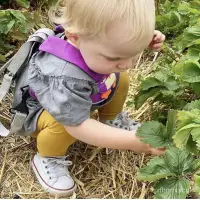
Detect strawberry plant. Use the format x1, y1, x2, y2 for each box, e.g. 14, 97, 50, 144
136, 109, 200, 198
173, 100, 200, 153
135, 0, 200, 113
137, 110, 176, 148
137, 148, 199, 199
135, 67, 184, 110
135, 2, 200, 197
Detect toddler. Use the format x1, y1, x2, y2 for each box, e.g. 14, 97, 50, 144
11, 0, 165, 196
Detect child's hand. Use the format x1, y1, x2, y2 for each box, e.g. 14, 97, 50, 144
148, 30, 166, 52
132, 134, 166, 156
148, 145, 166, 156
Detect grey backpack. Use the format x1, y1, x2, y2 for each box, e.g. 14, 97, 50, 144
0, 28, 56, 136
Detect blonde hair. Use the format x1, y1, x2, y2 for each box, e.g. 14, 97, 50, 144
49, 0, 155, 41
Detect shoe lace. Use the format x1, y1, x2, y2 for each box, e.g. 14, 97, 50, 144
42, 156, 72, 180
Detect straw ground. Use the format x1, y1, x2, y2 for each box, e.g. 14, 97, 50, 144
0, 52, 159, 199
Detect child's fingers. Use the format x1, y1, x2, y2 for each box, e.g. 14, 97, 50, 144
153, 30, 162, 40
150, 147, 166, 156
153, 34, 162, 42
153, 30, 160, 36
152, 149, 165, 156
160, 35, 165, 42
151, 44, 163, 51
152, 43, 163, 49
149, 30, 165, 51
153, 31, 165, 42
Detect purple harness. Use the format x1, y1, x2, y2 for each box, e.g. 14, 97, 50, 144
32, 36, 117, 104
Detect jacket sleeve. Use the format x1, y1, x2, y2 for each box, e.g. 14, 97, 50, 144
28, 57, 93, 126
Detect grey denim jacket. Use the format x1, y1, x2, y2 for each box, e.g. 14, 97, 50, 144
13, 51, 99, 135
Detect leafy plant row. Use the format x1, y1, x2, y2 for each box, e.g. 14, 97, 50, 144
135, 0, 200, 198
135, 0, 200, 112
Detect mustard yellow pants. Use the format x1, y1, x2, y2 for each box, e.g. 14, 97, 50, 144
32, 72, 129, 156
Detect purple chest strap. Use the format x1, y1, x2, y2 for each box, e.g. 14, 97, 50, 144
37, 36, 117, 104
39, 36, 106, 82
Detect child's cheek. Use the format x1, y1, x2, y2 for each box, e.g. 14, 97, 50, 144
105, 60, 115, 70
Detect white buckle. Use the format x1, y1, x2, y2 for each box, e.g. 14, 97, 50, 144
9, 111, 27, 134
0, 73, 13, 103
0, 122, 9, 137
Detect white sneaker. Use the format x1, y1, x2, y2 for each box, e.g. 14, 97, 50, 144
31, 153, 76, 196
102, 112, 141, 131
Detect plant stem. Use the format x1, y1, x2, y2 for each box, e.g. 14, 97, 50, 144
156, 0, 160, 15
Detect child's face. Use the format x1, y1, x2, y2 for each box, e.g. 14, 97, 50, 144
77, 22, 154, 74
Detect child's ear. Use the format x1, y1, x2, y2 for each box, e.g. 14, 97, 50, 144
65, 31, 80, 47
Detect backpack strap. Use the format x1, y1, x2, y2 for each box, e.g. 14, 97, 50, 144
0, 28, 55, 136
39, 36, 106, 82
0, 28, 55, 103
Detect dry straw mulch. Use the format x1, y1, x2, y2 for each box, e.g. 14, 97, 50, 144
0, 52, 159, 199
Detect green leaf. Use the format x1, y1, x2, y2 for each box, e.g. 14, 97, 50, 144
136, 121, 171, 148
154, 177, 190, 199
140, 77, 162, 91
190, 0, 200, 10
177, 110, 200, 129
11, 31, 27, 41
10, 10, 26, 22
174, 60, 200, 83
191, 127, 200, 145
158, 11, 182, 30
193, 174, 200, 195
186, 135, 198, 153
188, 39, 200, 47
178, 111, 194, 126
126, 100, 134, 108
165, 147, 194, 175
170, 11, 182, 24
173, 127, 192, 149
177, 25, 200, 51
0, 11, 12, 34
134, 88, 161, 109
178, 2, 190, 15
166, 110, 177, 139
154, 71, 168, 82
0, 40, 14, 53
137, 157, 175, 182
185, 76, 200, 83
192, 83, 200, 96
174, 110, 200, 150
15, 0, 30, 8
179, 123, 200, 131
192, 159, 200, 171
184, 25, 200, 40
164, 77, 180, 91
161, 90, 175, 97
6, 20, 15, 33
184, 100, 200, 111
0, 54, 6, 62
19, 25, 27, 34
187, 46, 200, 60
